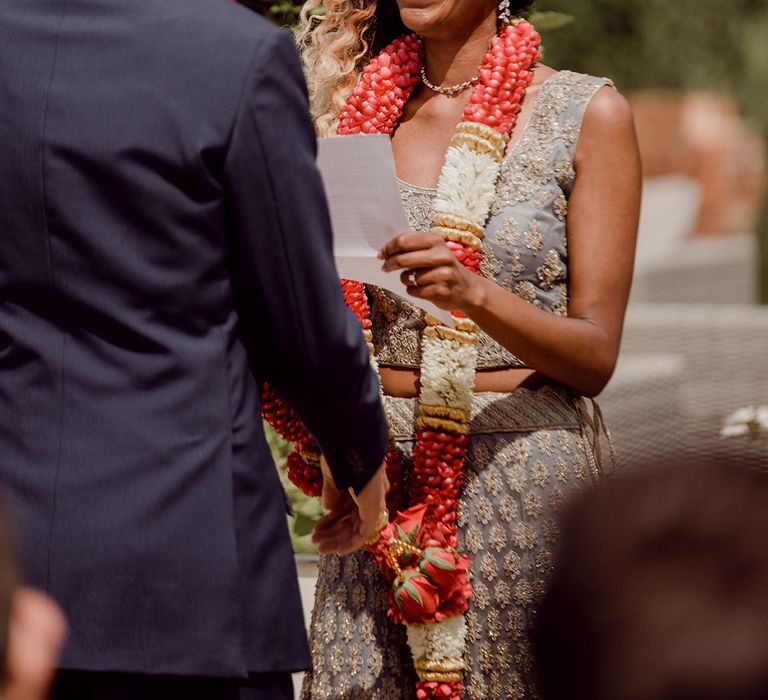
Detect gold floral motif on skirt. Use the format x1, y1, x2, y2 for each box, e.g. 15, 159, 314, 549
301, 385, 603, 700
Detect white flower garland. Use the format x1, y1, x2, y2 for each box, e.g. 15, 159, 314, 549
409, 106, 511, 683
407, 614, 468, 662
434, 145, 501, 222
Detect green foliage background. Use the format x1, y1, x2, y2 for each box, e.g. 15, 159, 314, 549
265, 423, 324, 554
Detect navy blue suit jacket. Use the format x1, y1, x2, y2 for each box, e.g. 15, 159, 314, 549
0, 0, 388, 677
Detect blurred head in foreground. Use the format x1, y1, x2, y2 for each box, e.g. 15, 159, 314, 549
535, 462, 768, 700
0, 502, 65, 700
0, 503, 17, 686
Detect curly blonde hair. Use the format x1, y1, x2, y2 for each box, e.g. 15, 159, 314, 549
294, 0, 406, 136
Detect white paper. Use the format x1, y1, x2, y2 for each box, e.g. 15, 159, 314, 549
317, 134, 454, 326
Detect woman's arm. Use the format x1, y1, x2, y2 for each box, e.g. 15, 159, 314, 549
380, 87, 641, 397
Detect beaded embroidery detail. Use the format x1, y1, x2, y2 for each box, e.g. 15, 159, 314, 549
370, 71, 613, 370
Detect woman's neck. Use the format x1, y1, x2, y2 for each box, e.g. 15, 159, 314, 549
421, 14, 498, 87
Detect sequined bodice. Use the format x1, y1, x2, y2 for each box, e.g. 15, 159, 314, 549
370, 70, 613, 369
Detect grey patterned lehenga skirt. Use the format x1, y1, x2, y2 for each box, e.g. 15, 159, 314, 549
301, 383, 607, 700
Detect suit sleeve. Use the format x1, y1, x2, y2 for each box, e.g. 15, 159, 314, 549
222, 28, 388, 494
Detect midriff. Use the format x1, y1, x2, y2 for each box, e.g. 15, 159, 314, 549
379, 365, 552, 399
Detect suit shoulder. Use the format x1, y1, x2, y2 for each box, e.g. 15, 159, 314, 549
146, 0, 295, 101
160, 1, 285, 62
190, 1, 279, 41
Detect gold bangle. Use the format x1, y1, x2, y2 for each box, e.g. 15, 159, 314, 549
365, 508, 390, 546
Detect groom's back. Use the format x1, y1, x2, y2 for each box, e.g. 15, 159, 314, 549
0, 0, 263, 315
0, 0, 266, 336
0, 0, 315, 676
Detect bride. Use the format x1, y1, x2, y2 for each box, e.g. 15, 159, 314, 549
267, 0, 641, 698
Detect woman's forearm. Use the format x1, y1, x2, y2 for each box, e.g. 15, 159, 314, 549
463, 275, 619, 397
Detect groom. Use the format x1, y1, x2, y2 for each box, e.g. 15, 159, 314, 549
0, 1, 389, 698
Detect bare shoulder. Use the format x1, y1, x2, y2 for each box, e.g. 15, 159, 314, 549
581, 86, 636, 142
576, 85, 639, 166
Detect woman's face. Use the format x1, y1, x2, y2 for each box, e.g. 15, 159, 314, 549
394, 0, 497, 40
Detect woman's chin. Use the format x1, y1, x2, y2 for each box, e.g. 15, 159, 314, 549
396, 0, 449, 34
398, 8, 440, 34
396, 0, 494, 40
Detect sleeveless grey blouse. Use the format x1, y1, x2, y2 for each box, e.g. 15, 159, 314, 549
369, 70, 613, 369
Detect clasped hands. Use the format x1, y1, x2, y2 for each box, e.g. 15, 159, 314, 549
378, 230, 486, 313
311, 456, 389, 556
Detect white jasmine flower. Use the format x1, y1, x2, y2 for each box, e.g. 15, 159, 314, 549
420, 336, 477, 412
407, 615, 467, 662
434, 145, 500, 222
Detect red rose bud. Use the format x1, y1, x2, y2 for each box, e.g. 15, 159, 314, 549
420, 548, 470, 600
393, 568, 440, 624
438, 580, 473, 619
392, 503, 429, 545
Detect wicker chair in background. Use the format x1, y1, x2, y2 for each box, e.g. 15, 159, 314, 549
599, 177, 767, 471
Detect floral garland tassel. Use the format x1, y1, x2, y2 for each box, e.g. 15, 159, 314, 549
335, 20, 541, 700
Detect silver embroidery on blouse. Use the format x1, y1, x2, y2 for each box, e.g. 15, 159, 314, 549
369, 71, 614, 369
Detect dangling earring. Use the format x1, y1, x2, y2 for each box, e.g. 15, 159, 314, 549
498, 0, 511, 25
